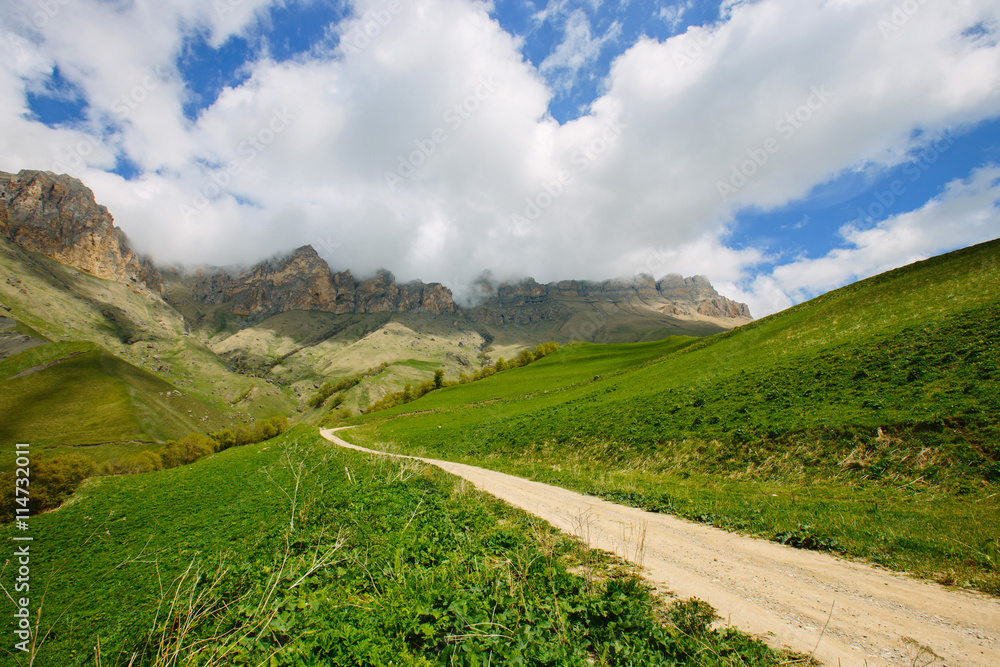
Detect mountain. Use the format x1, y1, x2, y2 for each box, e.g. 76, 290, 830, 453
468, 273, 751, 331
171, 245, 457, 320
0, 168, 752, 417
169, 245, 752, 337
0, 168, 751, 339
0, 169, 161, 293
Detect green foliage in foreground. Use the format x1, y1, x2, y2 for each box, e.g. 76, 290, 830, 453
348, 238, 1000, 594
0, 427, 783, 667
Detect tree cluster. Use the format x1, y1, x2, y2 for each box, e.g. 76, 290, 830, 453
368, 342, 560, 414
0, 416, 290, 521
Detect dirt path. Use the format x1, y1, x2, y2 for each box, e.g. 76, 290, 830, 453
8, 350, 84, 379
320, 428, 1000, 666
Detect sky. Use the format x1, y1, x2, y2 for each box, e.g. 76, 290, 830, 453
1, 0, 999, 316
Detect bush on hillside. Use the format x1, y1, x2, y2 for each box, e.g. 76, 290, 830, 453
367, 343, 561, 414
0, 453, 96, 521
162, 433, 215, 467
0, 416, 292, 523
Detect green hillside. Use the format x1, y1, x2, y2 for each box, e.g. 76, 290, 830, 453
0, 342, 234, 468
0, 426, 783, 666
346, 238, 1000, 593
0, 238, 294, 421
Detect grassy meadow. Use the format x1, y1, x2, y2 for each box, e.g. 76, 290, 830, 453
343, 238, 1000, 593
0, 426, 785, 666
0, 342, 235, 470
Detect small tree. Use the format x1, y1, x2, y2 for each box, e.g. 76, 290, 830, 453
434, 368, 445, 389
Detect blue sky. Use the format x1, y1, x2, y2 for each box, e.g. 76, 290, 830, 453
2, 0, 999, 315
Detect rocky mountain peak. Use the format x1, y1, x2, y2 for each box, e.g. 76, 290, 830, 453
469, 272, 752, 326
0, 169, 161, 292
0, 169, 752, 337
179, 246, 458, 321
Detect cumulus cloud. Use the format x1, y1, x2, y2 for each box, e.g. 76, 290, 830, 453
767, 165, 1000, 302
0, 0, 998, 317
540, 10, 621, 93
658, 1, 694, 32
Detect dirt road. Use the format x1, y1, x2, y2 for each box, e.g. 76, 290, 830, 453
320, 428, 1000, 666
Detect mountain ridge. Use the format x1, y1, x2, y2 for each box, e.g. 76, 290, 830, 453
0, 168, 752, 338
0, 169, 162, 293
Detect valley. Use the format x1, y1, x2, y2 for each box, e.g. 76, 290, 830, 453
0, 168, 997, 666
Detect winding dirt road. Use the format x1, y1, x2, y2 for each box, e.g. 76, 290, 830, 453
320, 428, 1000, 666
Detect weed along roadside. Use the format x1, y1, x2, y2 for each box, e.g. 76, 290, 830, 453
321, 427, 1000, 667
1, 425, 786, 666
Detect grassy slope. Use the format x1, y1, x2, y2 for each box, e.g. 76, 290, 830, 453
0, 426, 784, 667
347, 238, 1000, 593
0, 238, 293, 421
0, 344, 231, 467
187, 284, 741, 415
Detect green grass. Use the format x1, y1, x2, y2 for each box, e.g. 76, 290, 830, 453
0, 346, 232, 468
0, 426, 785, 666
0, 238, 296, 422
392, 359, 441, 372
346, 238, 1000, 594
0, 341, 95, 380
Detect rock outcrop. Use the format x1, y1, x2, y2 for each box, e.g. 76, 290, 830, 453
0, 169, 751, 333
178, 245, 751, 329
0, 170, 161, 292
182, 245, 458, 320
468, 273, 752, 326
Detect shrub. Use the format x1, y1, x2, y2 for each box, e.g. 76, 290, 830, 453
162, 434, 215, 468
0, 454, 96, 520
211, 428, 237, 451
666, 597, 719, 637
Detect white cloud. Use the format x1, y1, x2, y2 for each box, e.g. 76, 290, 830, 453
0, 0, 997, 316
540, 10, 621, 93
767, 165, 1000, 304
658, 1, 693, 32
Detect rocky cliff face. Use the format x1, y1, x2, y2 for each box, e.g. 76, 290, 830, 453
0, 169, 751, 332
181, 245, 458, 320
0, 170, 161, 292
468, 273, 752, 326
177, 244, 752, 328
